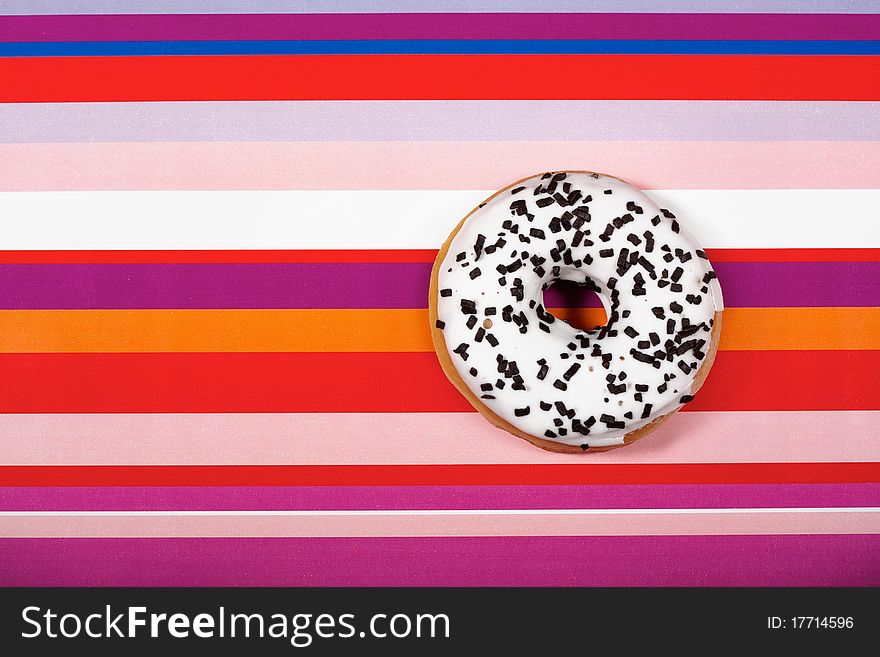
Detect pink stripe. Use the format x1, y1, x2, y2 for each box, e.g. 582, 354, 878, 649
0, 412, 876, 465
1, 510, 876, 538
1, 141, 878, 191
2, 535, 876, 586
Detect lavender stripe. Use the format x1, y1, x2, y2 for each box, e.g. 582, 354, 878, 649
2, 101, 878, 144
0, 2, 876, 16
1, 535, 877, 586
0, 262, 877, 309
1, 484, 877, 511
4, 13, 879, 41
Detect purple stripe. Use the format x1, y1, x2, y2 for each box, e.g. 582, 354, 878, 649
2, 13, 879, 42
0, 484, 877, 511
0, 263, 430, 310
1, 535, 876, 586
716, 261, 880, 307
0, 261, 877, 309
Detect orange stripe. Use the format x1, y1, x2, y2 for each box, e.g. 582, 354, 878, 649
718, 308, 880, 351
0, 309, 429, 353
0, 308, 876, 353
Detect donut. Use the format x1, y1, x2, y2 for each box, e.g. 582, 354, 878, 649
429, 172, 723, 453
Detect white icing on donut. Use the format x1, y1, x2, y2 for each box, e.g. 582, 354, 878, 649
434, 172, 723, 449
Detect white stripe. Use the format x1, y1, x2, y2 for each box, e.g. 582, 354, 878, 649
1, 508, 877, 517
0, 189, 877, 249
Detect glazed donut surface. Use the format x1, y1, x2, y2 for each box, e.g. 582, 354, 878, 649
430, 172, 723, 451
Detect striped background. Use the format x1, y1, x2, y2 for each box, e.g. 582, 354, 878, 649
0, 0, 879, 586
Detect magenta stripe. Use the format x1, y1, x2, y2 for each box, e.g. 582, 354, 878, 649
1, 535, 876, 585
0, 262, 877, 309
2, 13, 879, 42
1, 484, 878, 511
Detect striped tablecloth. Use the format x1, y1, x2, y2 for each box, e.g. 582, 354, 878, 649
0, 0, 878, 586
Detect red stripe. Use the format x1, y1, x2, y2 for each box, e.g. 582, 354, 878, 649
0, 250, 439, 264
0, 351, 876, 413
0, 248, 877, 265
704, 248, 880, 263
0, 463, 877, 486
0, 55, 878, 102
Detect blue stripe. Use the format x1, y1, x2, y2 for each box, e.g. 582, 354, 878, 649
1, 40, 880, 57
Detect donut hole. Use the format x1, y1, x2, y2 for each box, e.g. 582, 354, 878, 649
542, 279, 609, 332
